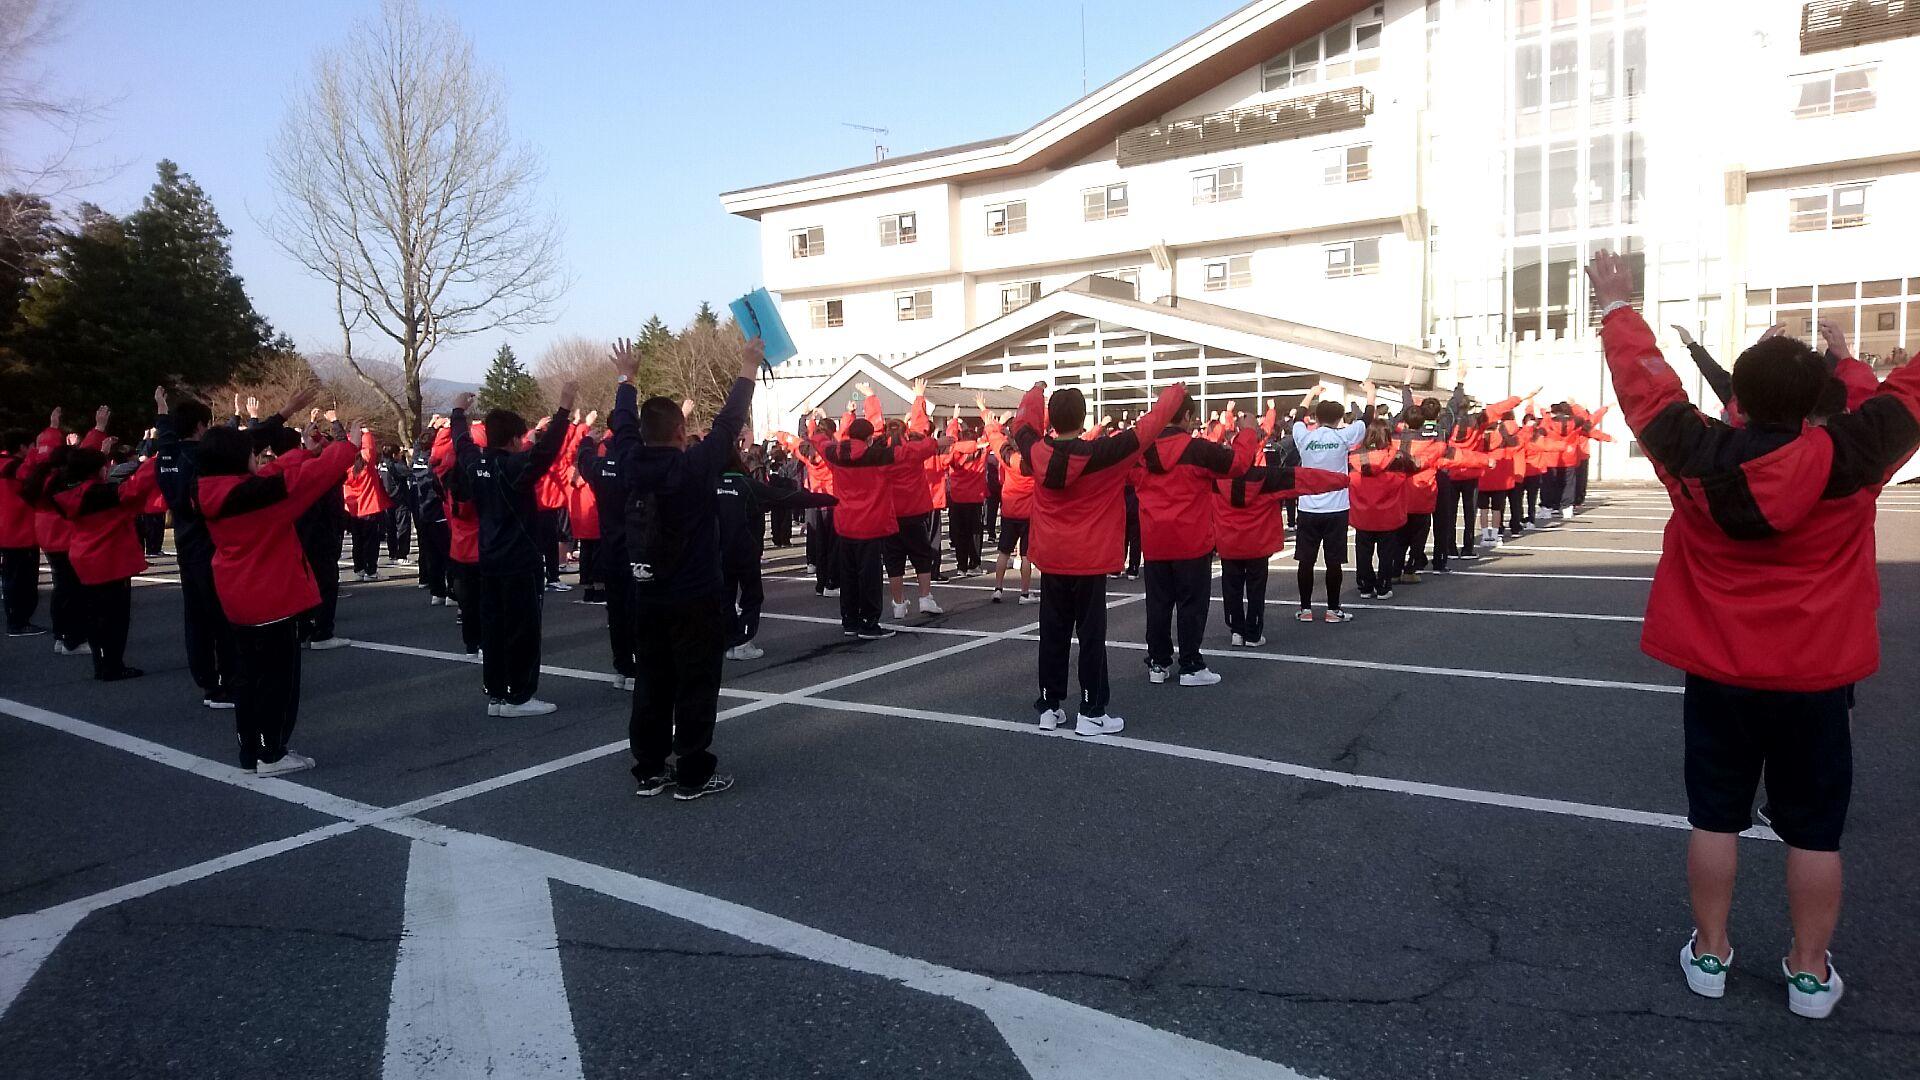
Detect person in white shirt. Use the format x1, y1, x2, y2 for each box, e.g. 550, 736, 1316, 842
1290, 381, 1375, 623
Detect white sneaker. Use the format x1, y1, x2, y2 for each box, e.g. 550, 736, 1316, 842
1018, 594, 1040, 606
1179, 667, 1223, 687
546, 581, 573, 593
1783, 955, 1844, 1019
428, 595, 444, 606
1231, 632, 1244, 647
1561, 507, 1575, 520
255, 752, 315, 777
1074, 714, 1124, 737
1038, 708, 1065, 732
1148, 664, 1170, 685
730, 642, 765, 661
1680, 933, 1730, 999
486, 700, 503, 716
1243, 635, 1266, 647
892, 601, 909, 619
308, 637, 351, 651
991, 589, 1005, 604
621, 676, 637, 691
53, 641, 92, 656
496, 699, 558, 718
822, 588, 840, 598
918, 596, 943, 615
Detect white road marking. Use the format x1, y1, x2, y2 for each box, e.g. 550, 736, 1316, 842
1559, 527, 1667, 535
1500, 544, 1664, 556
1448, 570, 1654, 582
384, 836, 584, 1080
1090, 639, 1678, 693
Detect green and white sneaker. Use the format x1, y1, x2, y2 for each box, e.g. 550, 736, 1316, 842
1681, 933, 1730, 999
1783, 955, 1844, 1019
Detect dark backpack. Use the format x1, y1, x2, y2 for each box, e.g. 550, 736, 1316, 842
624, 486, 687, 584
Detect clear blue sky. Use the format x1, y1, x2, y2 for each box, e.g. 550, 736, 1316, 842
29, 0, 1242, 381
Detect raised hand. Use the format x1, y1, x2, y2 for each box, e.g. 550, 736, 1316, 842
681, 399, 697, 419
451, 392, 476, 413
1670, 324, 1696, 347
738, 336, 765, 379
583, 410, 599, 429
232, 393, 242, 418
1819, 318, 1852, 360
854, 381, 875, 399
1361, 380, 1377, 401
1757, 324, 1788, 344
974, 392, 987, 412
1586, 249, 1632, 309
49, 406, 62, 430
557, 381, 579, 412
323, 408, 339, 424
94, 405, 111, 431
911, 378, 928, 397
245, 396, 261, 419
153, 386, 169, 415
307, 406, 322, 424
609, 337, 640, 378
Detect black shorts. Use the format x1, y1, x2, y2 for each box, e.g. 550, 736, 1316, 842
997, 518, 1030, 556
1294, 510, 1349, 566
1683, 674, 1853, 851
886, 513, 936, 577
1477, 488, 1508, 509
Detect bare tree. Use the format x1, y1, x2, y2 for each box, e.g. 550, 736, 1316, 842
0, 0, 110, 274
653, 319, 748, 432
267, 0, 564, 442
534, 335, 614, 421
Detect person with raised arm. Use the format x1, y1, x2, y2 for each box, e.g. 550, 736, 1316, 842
449, 378, 578, 718
811, 381, 939, 639
154, 386, 240, 709
0, 426, 45, 638
1586, 249, 1920, 1021
1012, 380, 1186, 736
1290, 380, 1375, 622
620, 337, 764, 801
48, 412, 160, 682
874, 381, 944, 619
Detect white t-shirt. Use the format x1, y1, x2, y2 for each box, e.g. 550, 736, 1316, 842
1291, 420, 1367, 513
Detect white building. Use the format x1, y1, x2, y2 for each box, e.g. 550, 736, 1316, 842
721, 0, 1920, 480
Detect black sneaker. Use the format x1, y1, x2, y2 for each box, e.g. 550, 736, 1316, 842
6, 623, 47, 638
674, 774, 735, 801
856, 627, 897, 640
634, 767, 677, 797
1356, 587, 1375, 599
931, 573, 951, 583
96, 666, 145, 682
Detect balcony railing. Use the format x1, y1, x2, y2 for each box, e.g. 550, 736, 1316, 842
1801, 0, 1920, 54
1116, 86, 1373, 168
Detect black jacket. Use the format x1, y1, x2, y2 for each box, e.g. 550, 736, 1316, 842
451, 407, 569, 576
580, 382, 639, 573
717, 470, 835, 570
409, 432, 446, 526
623, 377, 753, 601
154, 415, 213, 562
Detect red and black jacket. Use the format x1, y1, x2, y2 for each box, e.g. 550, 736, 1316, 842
30, 427, 107, 553
198, 441, 358, 626
944, 415, 991, 505
809, 427, 936, 540
341, 428, 393, 519
1212, 465, 1350, 560
1602, 306, 1920, 692
1134, 425, 1260, 561
1347, 446, 1418, 532
52, 458, 159, 584
1012, 383, 1184, 576
0, 451, 34, 549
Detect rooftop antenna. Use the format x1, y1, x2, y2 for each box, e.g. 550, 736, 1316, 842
843, 122, 890, 162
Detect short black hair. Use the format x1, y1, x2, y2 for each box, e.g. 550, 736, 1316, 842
1170, 397, 1199, 425
261, 424, 301, 456
199, 426, 255, 476
484, 409, 528, 450
59, 447, 106, 489
175, 400, 214, 435
1048, 388, 1086, 433
846, 418, 874, 441
1, 429, 29, 454
639, 397, 684, 446
1731, 336, 1829, 427
815, 416, 837, 437
1314, 400, 1346, 427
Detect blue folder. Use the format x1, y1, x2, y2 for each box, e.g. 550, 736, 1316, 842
729, 288, 797, 366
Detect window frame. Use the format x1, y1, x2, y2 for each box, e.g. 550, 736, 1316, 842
878, 212, 918, 248
1082, 183, 1130, 222
1000, 280, 1043, 315
1320, 143, 1372, 184
808, 298, 845, 329
893, 288, 934, 322
1262, 5, 1385, 91
1324, 238, 1382, 279
1202, 254, 1254, 292
1191, 164, 1245, 205
1794, 64, 1877, 119
1790, 183, 1870, 233
788, 226, 827, 260
986, 200, 1028, 236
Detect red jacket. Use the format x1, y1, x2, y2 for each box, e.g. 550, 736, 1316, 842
0, 451, 35, 549
882, 396, 937, 519
1134, 426, 1260, 561
1212, 466, 1350, 560
809, 427, 936, 540
199, 441, 358, 627
1347, 447, 1415, 532
53, 458, 159, 584
1401, 436, 1449, 514
797, 420, 836, 496
341, 429, 393, 518
534, 421, 585, 511
1012, 383, 1184, 576
944, 416, 991, 504
32, 427, 107, 552
1602, 306, 1920, 691
567, 447, 601, 541
432, 424, 482, 565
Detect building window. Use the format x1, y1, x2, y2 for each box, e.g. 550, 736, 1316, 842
1082, 183, 1129, 221
986, 201, 1027, 236
894, 289, 933, 321
1795, 66, 1877, 118
1549, 37, 1578, 107
1192, 165, 1244, 204
1203, 255, 1254, 292
1262, 5, 1385, 90
1791, 184, 1870, 232
1320, 143, 1371, 184
789, 226, 826, 259
1107, 268, 1142, 298
1001, 280, 1043, 314
1324, 238, 1381, 279
808, 299, 844, 329
878, 212, 918, 247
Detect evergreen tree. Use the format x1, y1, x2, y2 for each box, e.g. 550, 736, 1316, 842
7, 162, 277, 435
694, 301, 718, 329
475, 342, 545, 416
